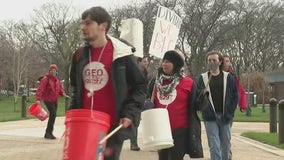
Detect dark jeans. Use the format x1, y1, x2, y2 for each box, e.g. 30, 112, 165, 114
104, 126, 124, 160
130, 127, 138, 145
44, 102, 57, 134
158, 128, 187, 160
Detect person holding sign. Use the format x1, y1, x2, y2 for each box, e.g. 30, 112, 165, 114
69, 6, 146, 160
148, 50, 203, 160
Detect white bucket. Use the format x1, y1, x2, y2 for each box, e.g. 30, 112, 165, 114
140, 108, 174, 151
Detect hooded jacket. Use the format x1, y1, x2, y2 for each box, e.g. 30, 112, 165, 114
197, 71, 239, 123
69, 36, 146, 140
36, 73, 64, 103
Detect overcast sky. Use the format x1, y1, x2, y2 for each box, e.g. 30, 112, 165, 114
0, 0, 131, 22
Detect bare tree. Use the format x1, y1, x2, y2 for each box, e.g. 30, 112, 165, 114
109, 0, 182, 78
0, 21, 37, 111
22, 2, 82, 110
222, 0, 284, 74
1, 0, 283, 107
177, 0, 234, 78
0, 27, 13, 99
110, 0, 159, 54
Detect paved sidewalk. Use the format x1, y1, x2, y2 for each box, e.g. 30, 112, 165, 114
0, 117, 284, 160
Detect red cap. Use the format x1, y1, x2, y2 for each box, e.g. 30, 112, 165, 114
49, 64, 58, 71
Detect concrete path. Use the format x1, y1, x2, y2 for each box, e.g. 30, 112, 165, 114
0, 117, 283, 160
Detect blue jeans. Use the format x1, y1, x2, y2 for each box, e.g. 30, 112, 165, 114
204, 113, 231, 160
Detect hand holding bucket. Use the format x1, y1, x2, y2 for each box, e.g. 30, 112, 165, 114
98, 117, 130, 144
99, 124, 123, 144
28, 103, 49, 121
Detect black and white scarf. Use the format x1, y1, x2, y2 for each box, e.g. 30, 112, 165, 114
155, 73, 182, 97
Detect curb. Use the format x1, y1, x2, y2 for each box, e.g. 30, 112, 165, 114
233, 134, 284, 157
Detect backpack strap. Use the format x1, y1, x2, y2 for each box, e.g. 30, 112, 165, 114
43, 76, 49, 90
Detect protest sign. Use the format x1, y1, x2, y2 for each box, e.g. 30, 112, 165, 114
149, 6, 182, 58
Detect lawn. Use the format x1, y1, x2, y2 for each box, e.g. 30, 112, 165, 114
242, 132, 284, 150
196, 105, 270, 122
233, 105, 270, 122
0, 96, 283, 150
0, 96, 271, 122
0, 95, 66, 122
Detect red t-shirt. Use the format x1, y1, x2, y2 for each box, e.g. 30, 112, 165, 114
155, 77, 194, 131
82, 40, 117, 125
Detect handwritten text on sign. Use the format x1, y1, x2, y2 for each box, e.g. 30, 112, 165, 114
149, 6, 182, 58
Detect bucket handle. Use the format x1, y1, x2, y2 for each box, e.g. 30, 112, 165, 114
99, 124, 123, 144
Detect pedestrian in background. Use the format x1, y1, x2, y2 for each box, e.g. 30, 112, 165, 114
197, 51, 238, 160
222, 55, 247, 160
222, 55, 247, 112
130, 56, 149, 151
69, 6, 146, 160
149, 50, 203, 160
36, 64, 66, 139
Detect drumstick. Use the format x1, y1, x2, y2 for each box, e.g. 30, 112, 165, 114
99, 124, 123, 144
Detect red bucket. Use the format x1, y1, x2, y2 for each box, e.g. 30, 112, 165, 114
62, 109, 110, 160
28, 103, 49, 121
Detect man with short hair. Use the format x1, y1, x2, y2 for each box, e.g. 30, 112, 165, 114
69, 6, 146, 160
197, 51, 238, 160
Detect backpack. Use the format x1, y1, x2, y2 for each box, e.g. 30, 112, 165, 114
37, 76, 49, 89
38, 76, 44, 82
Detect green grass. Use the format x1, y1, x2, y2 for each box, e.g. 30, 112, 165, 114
1, 95, 270, 122
0, 96, 66, 122
0, 97, 283, 150
233, 105, 269, 122
233, 106, 284, 150
242, 132, 284, 149
197, 105, 270, 122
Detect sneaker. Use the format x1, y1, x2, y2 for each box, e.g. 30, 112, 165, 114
130, 144, 140, 151
44, 133, 56, 139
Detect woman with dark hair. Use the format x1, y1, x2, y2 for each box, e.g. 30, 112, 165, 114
148, 50, 203, 160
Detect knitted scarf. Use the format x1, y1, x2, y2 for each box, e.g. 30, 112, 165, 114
155, 73, 181, 97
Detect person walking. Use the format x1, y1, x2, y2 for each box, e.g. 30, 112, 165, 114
222, 55, 247, 112
149, 50, 203, 160
36, 64, 66, 139
130, 56, 149, 151
196, 51, 239, 160
222, 55, 247, 160
69, 6, 146, 160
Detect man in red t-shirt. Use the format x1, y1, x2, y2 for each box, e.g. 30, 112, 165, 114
69, 6, 146, 160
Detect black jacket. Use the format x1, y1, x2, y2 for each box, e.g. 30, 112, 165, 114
69, 36, 146, 140
186, 83, 204, 158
